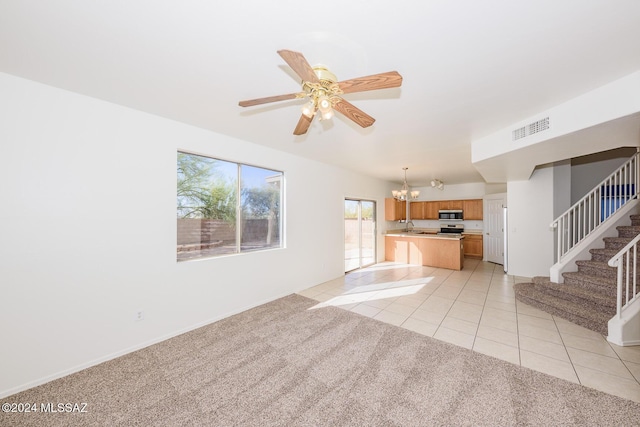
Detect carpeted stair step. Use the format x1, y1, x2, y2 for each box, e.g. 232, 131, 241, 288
588, 247, 640, 263
575, 260, 617, 279
564, 269, 634, 305
531, 276, 551, 285
603, 236, 634, 251
562, 271, 617, 298
514, 282, 610, 335
589, 248, 617, 263
630, 214, 640, 226
615, 225, 640, 238
528, 277, 616, 312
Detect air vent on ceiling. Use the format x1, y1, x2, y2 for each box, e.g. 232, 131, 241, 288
512, 127, 527, 140
512, 117, 549, 141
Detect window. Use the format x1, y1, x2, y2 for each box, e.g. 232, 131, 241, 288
177, 151, 283, 261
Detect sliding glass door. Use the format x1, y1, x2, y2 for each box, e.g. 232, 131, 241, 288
345, 199, 376, 272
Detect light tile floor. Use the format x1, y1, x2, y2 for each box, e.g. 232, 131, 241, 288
297, 259, 640, 403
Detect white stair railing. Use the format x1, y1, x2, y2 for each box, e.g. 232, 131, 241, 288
551, 151, 640, 261
608, 234, 640, 320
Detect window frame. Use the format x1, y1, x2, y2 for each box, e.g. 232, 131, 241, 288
176, 150, 284, 262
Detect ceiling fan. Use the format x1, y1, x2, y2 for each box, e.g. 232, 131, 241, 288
238, 49, 403, 135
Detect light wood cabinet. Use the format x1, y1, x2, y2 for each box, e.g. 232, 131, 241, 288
402, 198, 483, 221
385, 198, 406, 221
385, 236, 408, 261
439, 200, 463, 210
410, 201, 426, 220
424, 201, 439, 219
463, 234, 483, 259
450, 200, 464, 209
385, 235, 463, 270
463, 199, 483, 220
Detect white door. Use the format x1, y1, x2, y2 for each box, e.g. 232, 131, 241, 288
484, 195, 506, 265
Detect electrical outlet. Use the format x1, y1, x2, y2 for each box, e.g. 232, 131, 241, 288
135, 310, 144, 321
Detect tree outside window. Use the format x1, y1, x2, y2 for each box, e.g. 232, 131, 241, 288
177, 152, 282, 261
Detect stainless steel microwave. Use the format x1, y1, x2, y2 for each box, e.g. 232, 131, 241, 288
438, 209, 463, 220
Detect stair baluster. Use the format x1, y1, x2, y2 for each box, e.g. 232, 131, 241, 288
551, 151, 639, 262
608, 233, 640, 319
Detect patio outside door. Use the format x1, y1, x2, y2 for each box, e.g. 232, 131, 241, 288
344, 199, 376, 272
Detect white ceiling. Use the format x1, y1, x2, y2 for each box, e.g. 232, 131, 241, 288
1, 0, 640, 187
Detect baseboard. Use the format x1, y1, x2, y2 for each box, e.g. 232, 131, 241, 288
0, 290, 295, 399
607, 336, 640, 347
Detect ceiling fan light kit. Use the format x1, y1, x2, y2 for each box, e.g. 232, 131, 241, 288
298, 66, 340, 121
239, 49, 402, 135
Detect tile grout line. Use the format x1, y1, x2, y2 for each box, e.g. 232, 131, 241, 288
508, 272, 523, 367
552, 312, 582, 386
554, 319, 640, 384
473, 264, 522, 360
468, 260, 486, 351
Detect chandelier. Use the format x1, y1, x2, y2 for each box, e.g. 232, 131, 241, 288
392, 167, 420, 201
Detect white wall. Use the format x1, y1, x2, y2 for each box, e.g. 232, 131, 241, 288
0, 72, 391, 397
553, 160, 572, 218
472, 70, 640, 183
552, 161, 571, 263
410, 182, 502, 202
506, 165, 556, 277
473, 70, 640, 163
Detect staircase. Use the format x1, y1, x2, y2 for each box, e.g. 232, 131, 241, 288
514, 214, 640, 335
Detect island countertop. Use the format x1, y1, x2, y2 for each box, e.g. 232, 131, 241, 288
385, 229, 464, 239
462, 229, 483, 235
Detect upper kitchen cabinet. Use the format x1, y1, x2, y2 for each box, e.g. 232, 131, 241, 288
410, 201, 426, 220
424, 201, 439, 219
463, 199, 483, 220
439, 200, 463, 210
385, 198, 406, 221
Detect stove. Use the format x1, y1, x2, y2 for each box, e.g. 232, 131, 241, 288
438, 223, 464, 235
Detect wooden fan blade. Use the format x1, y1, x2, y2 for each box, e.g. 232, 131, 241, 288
277, 49, 319, 83
239, 93, 300, 107
293, 114, 313, 135
333, 98, 375, 128
338, 71, 403, 94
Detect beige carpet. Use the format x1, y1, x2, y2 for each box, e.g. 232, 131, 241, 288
4, 294, 640, 426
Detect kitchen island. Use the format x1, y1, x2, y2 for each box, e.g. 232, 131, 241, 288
385, 230, 464, 270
